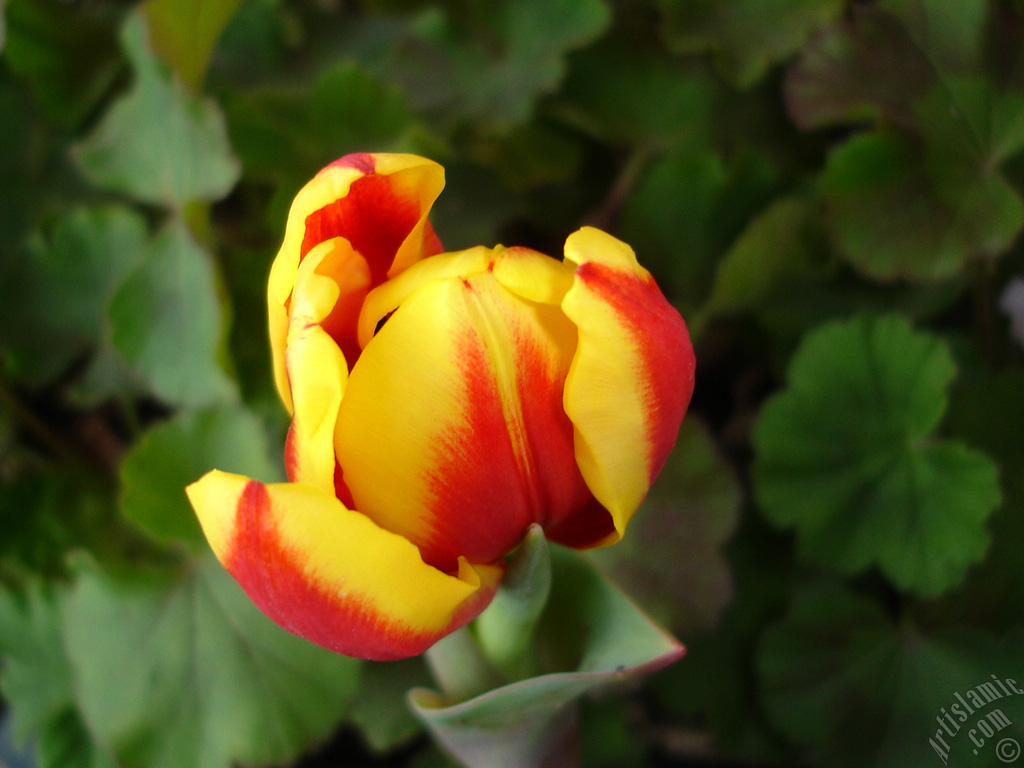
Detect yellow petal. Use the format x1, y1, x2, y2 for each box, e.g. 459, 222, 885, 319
337, 269, 599, 571
562, 227, 695, 539
281, 238, 360, 494
186, 470, 502, 661
269, 153, 445, 411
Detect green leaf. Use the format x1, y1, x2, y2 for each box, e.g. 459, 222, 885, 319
142, 0, 243, 91
392, 0, 611, 129
0, 205, 147, 386
591, 418, 741, 635
656, 0, 844, 89
752, 313, 1001, 596
757, 585, 1024, 768
410, 546, 682, 768
0, 469, 116, 583
475, 525, 551, 679
63, 555, 361, 768
120, 405, 279, 550
2, 0, 122, 131
556, 41, 718, 151
351, 658, 434, 753
108, 219, 236, 407
0, 584, 116, 768
73, 12, 240, 208
618, 150, 780, 311
821, 131, 1023, 281
226, 60, 416, 188
698, 195, 823, 330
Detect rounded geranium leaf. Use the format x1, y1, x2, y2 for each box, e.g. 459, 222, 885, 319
752, 313, 1000, 595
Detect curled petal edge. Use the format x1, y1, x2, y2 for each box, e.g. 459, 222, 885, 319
186, 470, 503, 661
561, 227, 695, 540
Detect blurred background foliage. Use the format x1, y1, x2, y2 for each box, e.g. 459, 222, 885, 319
1, 0, 1023, 766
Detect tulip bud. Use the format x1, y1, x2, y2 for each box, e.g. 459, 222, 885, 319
187, 153, 694, 660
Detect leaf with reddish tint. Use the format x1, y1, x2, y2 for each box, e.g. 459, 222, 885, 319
410, 547, 683, 768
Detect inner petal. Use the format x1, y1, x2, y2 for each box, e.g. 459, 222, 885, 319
335, 271, 609, 572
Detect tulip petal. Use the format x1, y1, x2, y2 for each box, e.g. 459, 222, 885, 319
269, 153, 445, 411
337, 270, 606, 572
186, 470, 502, 661
281, 238, 360, 496
562, 227, 695, 538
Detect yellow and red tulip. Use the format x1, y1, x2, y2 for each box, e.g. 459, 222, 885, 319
186, 153, 695, 661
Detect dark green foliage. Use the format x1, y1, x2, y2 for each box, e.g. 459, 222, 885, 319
1, 0, 1023, 766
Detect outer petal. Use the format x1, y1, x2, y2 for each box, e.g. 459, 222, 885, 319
561, 227, 695, 539
186, 470, 502, 661
269, 153, 445, 411
337, 266, 609, 572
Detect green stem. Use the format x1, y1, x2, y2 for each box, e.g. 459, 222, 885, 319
424, 626, 505, 704
588, 149, 652, 231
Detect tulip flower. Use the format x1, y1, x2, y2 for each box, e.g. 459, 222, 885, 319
187, 153, 695, 661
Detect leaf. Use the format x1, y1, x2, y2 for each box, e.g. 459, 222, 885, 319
821, 131, 1023, 281
475, 526, 551, 679
410, 546, 683, 768
390, 0, 611, 129
936, 372, 1024, 631
784, 1, 989, 131
752, 313, 1001, 596
555, 40, 718, 151
351, 658, 433, 753
656, 0, 844, 89
0, 584, 116, 768
785, 5, 939, 131
591, 418, 741, 635
0, 469, 116, 582
757, 585, 1024, 768
62, 555, 362, 768
2, 0, 122, 131
141, 0, 243, 91
226, 60, 416, 188
108, 219, 236, 407
0, 205, 147, 386
698, 195, 824, 330
120, 405, 279, 550
73, 12, 240, 208
618, 150, 780, 311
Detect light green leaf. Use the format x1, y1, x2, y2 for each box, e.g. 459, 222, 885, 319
410, 547, 682, 768
698, 195, 822, 330
108, 219, 236, 407
0, 205, 147, 386
142, 0, 243, 91
758, 585, 1024, 768
657, 0, 844, 89
63, 555, 361, 768
821, 131, 1023, 281
591, 418, 741, 634
752, 314, 1001, 596
475, 525, 551, 679
0, 584, 116, 768
73, 12, 240, 208
120, 405, 279, 550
